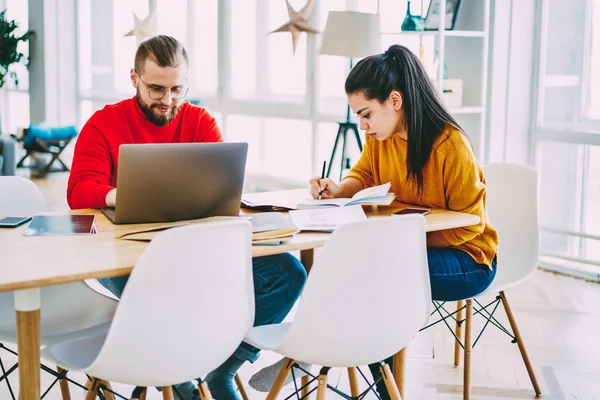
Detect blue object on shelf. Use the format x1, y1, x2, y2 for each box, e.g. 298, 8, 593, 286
401, 0, 425, 31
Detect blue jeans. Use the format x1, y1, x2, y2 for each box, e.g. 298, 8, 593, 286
99, 253, 307, 395
368, 247, 497, 399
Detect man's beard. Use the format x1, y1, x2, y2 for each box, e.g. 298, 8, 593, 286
136, 90, 180, 126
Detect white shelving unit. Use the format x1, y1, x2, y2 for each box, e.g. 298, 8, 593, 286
381, 0, 491, 161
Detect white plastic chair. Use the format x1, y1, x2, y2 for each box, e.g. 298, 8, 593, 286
244, 216, 431, 400
430, 163, 541, 400
0, 176, 119, 399
42, 220, 255, 400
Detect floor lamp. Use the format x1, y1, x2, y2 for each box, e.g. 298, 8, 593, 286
319, 11, 381, 180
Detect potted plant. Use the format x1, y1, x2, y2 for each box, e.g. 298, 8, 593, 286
0, 8, 32, 132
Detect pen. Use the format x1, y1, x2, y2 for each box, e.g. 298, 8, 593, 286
318, 160, 326, 200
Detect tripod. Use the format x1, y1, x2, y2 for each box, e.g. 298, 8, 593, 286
326, 104, 363, 180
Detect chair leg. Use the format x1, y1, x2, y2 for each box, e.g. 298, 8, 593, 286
463, 299, 473, 400
85, 377, 101, 400
56, 367, 71, 400
197, 380, 213, 400
100, 380, 116, 400
454, 300, 465, 367
500, 291, 542, 396
234, 373, 249, 400
392, 348, 407, 399
266, 358, 295, 400
301, 375, 311, 399
347, 367, 360, 398
130, 387, 147, 400
380, 363, 403, 400
160, 386, 174, 400
315, 368, 330, 400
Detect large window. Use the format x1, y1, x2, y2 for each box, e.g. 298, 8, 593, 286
534, 0, 600, 278
0, 0, 30, 134
77, 0, 439, 184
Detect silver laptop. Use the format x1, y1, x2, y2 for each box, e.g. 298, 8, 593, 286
102, 142, 248, 224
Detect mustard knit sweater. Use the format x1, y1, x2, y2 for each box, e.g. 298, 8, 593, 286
346, 127, 498, 268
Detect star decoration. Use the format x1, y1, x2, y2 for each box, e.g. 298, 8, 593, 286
124, 11, 155, 43
270, 0, 318, 53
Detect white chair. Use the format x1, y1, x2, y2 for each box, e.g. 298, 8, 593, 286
0, 176, 119, 399
42, 220, 255, 400
244, 216, 431, 400
429, 163, 541, 400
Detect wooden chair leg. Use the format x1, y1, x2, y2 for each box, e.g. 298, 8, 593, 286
380, 363, 403, 400
198, 380, 213, 400
85, 377, 101, 400
463, 299, 473, 400
160, 386, 174, 400
454, 300, 465, 367
266, 358, 295, 400
392, 347, 407, 399
500, 291, 542, 396
315, 371, 329, 400
347, 367, 360, 398
234, 373, 249, 400
100, 380, 115, 400
56, 367, 71, 400
301, 375, 311, 398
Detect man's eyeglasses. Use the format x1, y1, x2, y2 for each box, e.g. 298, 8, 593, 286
135, 71, 189, 100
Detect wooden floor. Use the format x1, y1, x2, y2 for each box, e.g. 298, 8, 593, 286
2, 171, 600, 399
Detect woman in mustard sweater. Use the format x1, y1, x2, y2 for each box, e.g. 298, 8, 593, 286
310, 44, 498, 398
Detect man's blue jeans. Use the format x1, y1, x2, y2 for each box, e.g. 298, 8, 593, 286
98, 253, 307, 394
368, 247, 497, 399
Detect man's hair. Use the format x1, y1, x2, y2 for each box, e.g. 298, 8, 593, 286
134, 35, 189, 74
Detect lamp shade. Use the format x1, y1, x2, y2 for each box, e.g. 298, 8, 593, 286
319, 11, 381, 58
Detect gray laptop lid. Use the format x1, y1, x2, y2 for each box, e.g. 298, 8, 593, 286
107, 142, 248, 224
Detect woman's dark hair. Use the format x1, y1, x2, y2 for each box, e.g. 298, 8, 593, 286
134, 35, 188, 74
345, 44, 464, 193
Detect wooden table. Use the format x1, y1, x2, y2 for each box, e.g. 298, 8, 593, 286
0, 203, 479, 399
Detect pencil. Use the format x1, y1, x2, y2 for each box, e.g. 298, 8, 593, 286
318, 160, 326, 200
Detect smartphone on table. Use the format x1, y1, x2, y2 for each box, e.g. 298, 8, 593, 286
391, 207, 431, 216
0, 216, 33, 228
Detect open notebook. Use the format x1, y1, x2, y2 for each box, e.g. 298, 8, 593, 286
296, 182, 395, 209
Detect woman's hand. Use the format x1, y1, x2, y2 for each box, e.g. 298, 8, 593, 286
309, 177, 343, 199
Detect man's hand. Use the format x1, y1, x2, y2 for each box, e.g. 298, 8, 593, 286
105, 189, 117, 207
309, 177, 342, 199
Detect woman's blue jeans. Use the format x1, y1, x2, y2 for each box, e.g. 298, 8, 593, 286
98, 252, 307, 396
368, 247, 497, 399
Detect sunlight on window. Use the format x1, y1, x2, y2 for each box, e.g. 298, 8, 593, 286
266, 0, 307, 99
225, 115, 262, 174
156, 0, 187, 45
191, 0, 218, 94
78, 0, 92, 91
231, 0, 257, 99
588, 1, 600, 119
6, 92, 30, 133
263, 118, 312, 182
113, 0, 149, 93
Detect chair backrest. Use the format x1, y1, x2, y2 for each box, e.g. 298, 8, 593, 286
87, 220, 254, 387
483, 163, 539, 290
0, 176, 48, 215
279, 216, 431, 367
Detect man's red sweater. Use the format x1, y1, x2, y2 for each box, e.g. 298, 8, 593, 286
67, 97, 223, 209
